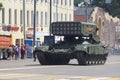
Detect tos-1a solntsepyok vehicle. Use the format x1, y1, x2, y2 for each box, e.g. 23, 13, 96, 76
34, 22, 108, 65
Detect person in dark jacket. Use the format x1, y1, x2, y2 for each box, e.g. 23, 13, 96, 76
21, 44, 24, 59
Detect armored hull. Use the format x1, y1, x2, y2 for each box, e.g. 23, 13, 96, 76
35, 44, 108, 65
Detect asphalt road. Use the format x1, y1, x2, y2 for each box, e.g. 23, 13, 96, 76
0, 55, 120, 80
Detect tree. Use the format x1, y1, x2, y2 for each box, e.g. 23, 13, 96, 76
0, 3, 2, 10
108, 0, 120, 17
74, 0, 120, 18
91, 0, 105, 7
92, 0, 120, 18
74, 0, 82, 6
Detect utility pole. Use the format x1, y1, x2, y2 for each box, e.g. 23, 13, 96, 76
23, 0, 25, 44
50, 0, 52, 36
33, 0, 36, 46
78, 1, 88, 22
56, 0, 58, 21
84, 2, 88, 22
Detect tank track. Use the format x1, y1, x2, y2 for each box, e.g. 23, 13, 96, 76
36, 50, 70, 65
36, 50, 108, 65
76, 52, 108, 65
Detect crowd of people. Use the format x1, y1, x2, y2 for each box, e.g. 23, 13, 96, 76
0, 43, 41, 61
7, 44, 27, 60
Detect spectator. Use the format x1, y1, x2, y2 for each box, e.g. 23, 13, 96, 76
24, 44, 27, 58
21, 44, 24, 59
18, 45, 21, 60
8, 45, 14, 60
14, 45, 19, 60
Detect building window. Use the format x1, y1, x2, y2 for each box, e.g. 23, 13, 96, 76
45, 0, 47, 3
61, 0, 63, 5
14, 9, 17, 25
69, 0, 71, 6
36, 0, 39, 2
2, 8, 5, 24
53, 0, 55, 4
9, 9, 11, 24
53, 13, 56, 22
56, 13, 58, 21
26, 0, 31, 3
40, 12, 43, 26
56, 0, 58, 4
14, 0, 17, 2
45, 12, 47, 25
69, 14, 71, 21
31, 11, 34, 26
36, 11, 39, 27
31, 0, 33, 3
53, 0, 59, 4
61, 13, 63, 21
20, 10, 23, 25
41, 0, 43, 3
26, 0, 28, 2
65, 0, 67, 5
20, 0, 22, 2
27, 10, 29, 27
65, 14, 67, 21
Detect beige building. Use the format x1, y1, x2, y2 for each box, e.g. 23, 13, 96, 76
74, 7, 120, 48
90, 7, 120, 47
0, 0, 74, 46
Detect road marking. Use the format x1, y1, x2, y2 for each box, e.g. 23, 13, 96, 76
88, 77, 110, 80
0, 66, 59, 71
108, 78, 120, 80
0, 73, 37, 78
0, 73, 119, 80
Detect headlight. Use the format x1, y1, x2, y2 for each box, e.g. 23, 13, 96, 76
83, 46, 87, 49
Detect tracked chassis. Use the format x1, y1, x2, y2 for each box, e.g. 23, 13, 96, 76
35, 22, 108, 65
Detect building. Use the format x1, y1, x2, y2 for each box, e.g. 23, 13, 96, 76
74, 7, 94, 22
0, 0, 74, 46
74, 7, 120, 48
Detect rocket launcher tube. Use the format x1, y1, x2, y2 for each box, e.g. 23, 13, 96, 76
51, 22, 100, 43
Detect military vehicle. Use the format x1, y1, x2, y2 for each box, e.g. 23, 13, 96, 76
34, 22, 108, 65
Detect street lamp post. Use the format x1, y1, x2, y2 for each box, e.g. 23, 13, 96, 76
23, 0, 25, 44
33, 0, 36, 46
84, 2, 88, 22
78, 1, 88, 22
49, 0, 52, 36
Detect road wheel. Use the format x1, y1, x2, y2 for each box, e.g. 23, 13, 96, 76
36, 51, 49, 65
76, 52, 86, 65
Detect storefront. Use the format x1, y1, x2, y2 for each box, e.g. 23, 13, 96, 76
1, 25, 24, 46
26, 27, 48, 46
